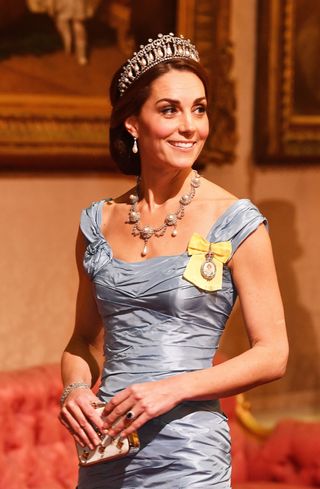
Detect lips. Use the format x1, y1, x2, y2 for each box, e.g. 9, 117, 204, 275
168, 141, 196, 149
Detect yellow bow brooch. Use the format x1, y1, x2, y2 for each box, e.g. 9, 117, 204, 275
183, 233, 232, 292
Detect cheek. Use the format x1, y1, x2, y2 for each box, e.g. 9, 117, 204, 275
199, 118, 210, 140
140, 119, 173, 141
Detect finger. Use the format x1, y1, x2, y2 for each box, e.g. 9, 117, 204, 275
60, 418, 86, 447
84, 401, 106, 432
62, 424, 84, 446
60, 410, 89, 448
107, 407, 143, 437
120, 412, 150, 437
59, 395, 105, 444
102, 398, 134, 428
59, 414, 76, 439
61, 403, 101, 449
73, 432, 87, 446
60, 407, 94, 448
103, 390, 132, 416
124, 410, 136, 423
59, 413, 72, 431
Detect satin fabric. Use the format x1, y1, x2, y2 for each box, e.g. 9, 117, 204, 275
78, 199, 266, 489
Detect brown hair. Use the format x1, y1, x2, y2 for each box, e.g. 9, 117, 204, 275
109, 58, 210, 175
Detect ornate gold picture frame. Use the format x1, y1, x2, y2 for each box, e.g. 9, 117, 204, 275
255, 0, 320, 162
0, 0, 235, 170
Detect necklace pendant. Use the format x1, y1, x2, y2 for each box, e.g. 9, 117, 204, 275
129, 194, 138, 204
141, 226, 154, 239
171, 228, 177, 237
165, 213, 177, 226
180, 194, 191, 205
200, 251, 216, 281
129, 210, 140, 223
191, 174, 201, 188
141, 243, 148, 256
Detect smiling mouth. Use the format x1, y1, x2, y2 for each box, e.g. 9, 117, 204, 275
168, 141, 196, 149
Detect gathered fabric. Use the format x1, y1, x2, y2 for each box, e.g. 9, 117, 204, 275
78, 198, 267, 489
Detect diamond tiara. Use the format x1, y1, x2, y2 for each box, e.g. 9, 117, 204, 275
118, 33, 200, 96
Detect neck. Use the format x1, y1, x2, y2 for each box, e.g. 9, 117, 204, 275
137, 168, 194, 211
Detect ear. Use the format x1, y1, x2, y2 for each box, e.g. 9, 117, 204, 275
124, 115, 139, 138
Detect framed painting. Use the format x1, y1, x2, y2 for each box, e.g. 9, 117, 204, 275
255, 0, 320, 162
0, 0, 235, 170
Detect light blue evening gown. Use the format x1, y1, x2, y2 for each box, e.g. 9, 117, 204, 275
77, 198, 266, 489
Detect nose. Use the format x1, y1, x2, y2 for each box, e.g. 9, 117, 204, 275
179, 111, 195, 135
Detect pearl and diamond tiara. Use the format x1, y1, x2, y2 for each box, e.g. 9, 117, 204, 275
118, 33, 200, 96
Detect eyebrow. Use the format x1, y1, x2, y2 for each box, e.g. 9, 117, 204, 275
155, 97, 207, 105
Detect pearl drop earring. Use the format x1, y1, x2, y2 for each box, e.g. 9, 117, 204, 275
132, 137, 138, 154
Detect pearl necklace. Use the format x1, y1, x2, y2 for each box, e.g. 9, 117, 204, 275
127, 170, 201, 257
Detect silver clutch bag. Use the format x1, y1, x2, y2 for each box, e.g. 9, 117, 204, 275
76, 404, 140, 466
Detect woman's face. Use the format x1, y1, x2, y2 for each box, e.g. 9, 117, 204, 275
125, 69, 209, 173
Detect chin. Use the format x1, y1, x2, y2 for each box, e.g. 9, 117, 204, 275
166, 157, 196, 170
165, 150, 201, 168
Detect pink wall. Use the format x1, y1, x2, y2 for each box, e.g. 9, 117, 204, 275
0, 174, 134, 369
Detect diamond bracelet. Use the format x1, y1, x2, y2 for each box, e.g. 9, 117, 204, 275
60, 381, 91, 406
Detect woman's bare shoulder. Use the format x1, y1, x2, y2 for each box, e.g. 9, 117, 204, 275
100, 187, 136, 231
99, 186, 134, 205
198, 177, 239, 211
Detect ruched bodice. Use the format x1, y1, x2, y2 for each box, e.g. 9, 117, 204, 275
78, 198, 266, 489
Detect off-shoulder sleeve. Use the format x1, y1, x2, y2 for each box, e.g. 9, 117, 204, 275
211, 199, 268, 259
79, 200, 112, 279
80, 201, 102, 243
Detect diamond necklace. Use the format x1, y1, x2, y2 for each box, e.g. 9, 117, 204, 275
127, 170, 201, 257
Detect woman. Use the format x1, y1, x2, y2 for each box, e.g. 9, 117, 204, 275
59, 33, 288, 488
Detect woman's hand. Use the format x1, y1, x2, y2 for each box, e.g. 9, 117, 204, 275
59, 388, 105, 449
102, 377, 181, 438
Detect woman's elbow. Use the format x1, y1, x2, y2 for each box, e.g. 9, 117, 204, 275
273, 357, 288, 380
269, 343, 289, 380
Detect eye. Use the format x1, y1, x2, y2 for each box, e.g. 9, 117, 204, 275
160, 105, 178, 116
194, 104, 207, 114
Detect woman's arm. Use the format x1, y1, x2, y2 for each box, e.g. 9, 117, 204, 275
175, 223, 288, 398
102, 224, 288, 437
59, 228, 105, 449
